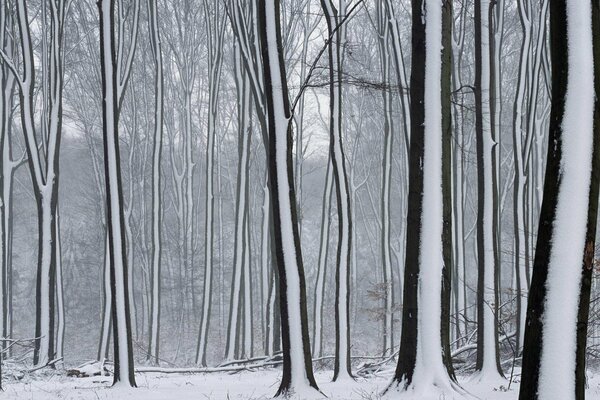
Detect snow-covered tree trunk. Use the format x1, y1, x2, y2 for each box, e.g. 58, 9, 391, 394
123, 103, 137, 340
450, 0, 467, 346
376, 0, 394, 358
197, 0, 225, 366
242, 203, 253, 358
312, 160, 333, 358
0, 0, 71, 367
260, 172, 272, 354
491, 0, 504, 291
257, 0, 320, 396
225, 43, 253, 362
98, 0, 137, 386
512, 0, 532, 352
519, 0, 599, 398
0, 2, 10, 356
55, 210, 65, 362
320, 0, 353, 381
386, 0, 460, 395
147, 0, 164, 365
383, 0, 411, 149
98, 232, 112, 361
474, 0, 504, 382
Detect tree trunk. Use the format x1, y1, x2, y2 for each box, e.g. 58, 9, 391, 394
474, 0, 503, 381
388, 0, 459, 394
257, 0, 319, 396
312, 160, 333, 358
147, 0, 163, 365
320, 0, 353, 381
519, 0, 599, 398
98, 0, 136, 386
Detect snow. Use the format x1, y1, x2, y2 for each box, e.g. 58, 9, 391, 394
6, 370, 600, 400
537, 0, 595, 398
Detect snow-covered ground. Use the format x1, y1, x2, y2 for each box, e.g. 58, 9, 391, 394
4, 369, 600, 399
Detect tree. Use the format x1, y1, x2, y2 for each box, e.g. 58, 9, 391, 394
519, 0, 599, 398
257, 0, 320, 396
320, 0, 354, 381
147, 0, 164, 365
376, 0, 394, 358
0, 0, 70, 367
386, 0, 460, 395
474, 0, 504, 382
0, 0, 16, 358
312, 160, 332, 358
224, 43, 253, 363
197, 0, 225, 366
98, 0, 138, 386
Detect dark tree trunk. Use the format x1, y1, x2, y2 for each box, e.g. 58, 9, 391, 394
393, 0, 425, 386
474, 0, 502, 376
257, 0, 318, 395
440, 0, 456, 381
576, 4, 600, 399
519, 0, 599, 398
98, 0, 136, 387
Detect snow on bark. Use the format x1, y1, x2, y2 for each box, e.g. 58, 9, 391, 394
55, 212, 65, 362
147, 0, 164, 365
312, 160, 333, 358
474, 0, 503, 383
410, 0, 456, 393
0, 7, 8, 357
98, 0, 136, 386
512, 0, 532, 351
320, 0, 353, 381
537, 1, 594, 397
98, 232, 112, 361
260, 173, 272, 354
386, 0, 461, 397
0, 0, 70, 367
259, 0, 320, 396
376, 0, 395, 357
197, 2, 225, 366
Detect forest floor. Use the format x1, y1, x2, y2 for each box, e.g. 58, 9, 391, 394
4, 368, 600, 399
